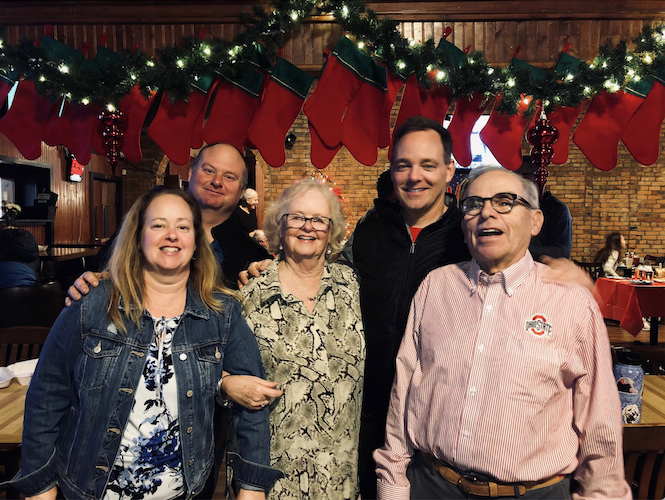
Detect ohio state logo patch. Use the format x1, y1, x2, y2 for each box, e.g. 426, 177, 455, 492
525, 315, 553, 338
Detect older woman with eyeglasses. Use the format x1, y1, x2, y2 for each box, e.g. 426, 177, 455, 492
225, 179, 365, 500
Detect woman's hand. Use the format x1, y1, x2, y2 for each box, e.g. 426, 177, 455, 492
27, 486, 58, 500
222, 374, 283, 410
237, 489, 265, 500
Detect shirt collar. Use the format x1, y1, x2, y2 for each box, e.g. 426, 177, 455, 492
468, 251, 535, 296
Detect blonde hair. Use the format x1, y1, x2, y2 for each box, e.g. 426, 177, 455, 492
262, 179, 346, 257
104, 187, 234, 333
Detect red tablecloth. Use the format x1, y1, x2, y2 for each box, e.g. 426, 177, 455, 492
595, 278, 665, 336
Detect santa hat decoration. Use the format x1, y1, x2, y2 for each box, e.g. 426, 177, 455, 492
479, 57, 546, 170
573, 77, 650, 171
246, 57, 313, 167
621, 61, 665, 166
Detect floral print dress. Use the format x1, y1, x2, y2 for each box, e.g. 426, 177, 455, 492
241, 258, 365, 500
105, 315, 184, 500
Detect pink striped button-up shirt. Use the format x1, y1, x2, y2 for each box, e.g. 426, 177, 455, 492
374, 253, 630, 500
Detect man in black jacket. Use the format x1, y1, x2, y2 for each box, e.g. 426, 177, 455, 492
337, 116, 471, 499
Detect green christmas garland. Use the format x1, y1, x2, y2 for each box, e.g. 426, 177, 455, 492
0, 0, 663, 114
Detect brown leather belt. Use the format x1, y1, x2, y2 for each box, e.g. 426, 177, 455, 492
420, 452, 565, 498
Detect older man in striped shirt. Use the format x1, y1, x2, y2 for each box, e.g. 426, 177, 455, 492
374, 165, 630, 499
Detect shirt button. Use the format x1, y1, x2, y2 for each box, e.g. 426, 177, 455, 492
187, 426, 193, 434
462, 430, 470, 438
469, 387, 477, 396
187, 390, 193, 398
215, 349, 221, 359
189, 459, 194, 466
180, 353, 187, 361
486, 305, 493, 312
478, 344, 485, 352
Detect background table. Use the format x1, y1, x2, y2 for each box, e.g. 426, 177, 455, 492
0, 380, 27, 446
595, 278, 665, 345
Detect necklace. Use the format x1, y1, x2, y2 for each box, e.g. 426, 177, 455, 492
284, 261, 319, 302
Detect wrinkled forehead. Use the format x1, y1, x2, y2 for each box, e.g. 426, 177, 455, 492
466, 170, 525, 198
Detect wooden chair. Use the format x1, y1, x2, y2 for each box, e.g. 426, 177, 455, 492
0, 281, 63, 328
0, 325, 51, 366
574, 261, 603, 281
623, 424, 665, 499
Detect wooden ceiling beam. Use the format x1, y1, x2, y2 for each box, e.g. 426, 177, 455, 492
0, 1, 663, 25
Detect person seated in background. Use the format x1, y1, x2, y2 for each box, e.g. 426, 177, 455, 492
5, 186, 280, 499
0, 228, 40, 288
236, 188, 260, 235
252, 229, 268, 249
516, 156, 572, 261
594, 232, 626, 278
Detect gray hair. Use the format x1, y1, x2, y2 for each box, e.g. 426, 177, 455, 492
465, 165, 540, 209
242, 188, 258, 201
262, 179, 346, 258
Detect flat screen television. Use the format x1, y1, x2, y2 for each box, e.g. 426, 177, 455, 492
0, 157, 52, 219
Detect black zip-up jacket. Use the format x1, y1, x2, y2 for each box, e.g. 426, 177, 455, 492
342, 199, 471, 422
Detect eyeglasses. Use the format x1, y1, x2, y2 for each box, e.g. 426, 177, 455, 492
283, 213, 332, 232
461, 192, 533, 217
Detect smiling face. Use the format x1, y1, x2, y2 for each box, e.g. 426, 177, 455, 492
462, 170, 543, 274
391, 129, 455, 227
280, 190, 331, 263
141, 194, 196, 279
188, 144, 246, 217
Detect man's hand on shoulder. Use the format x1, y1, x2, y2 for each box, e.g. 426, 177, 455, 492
541, 257, 594, 292
237, 259, 272, 289
65, 271, 104, 306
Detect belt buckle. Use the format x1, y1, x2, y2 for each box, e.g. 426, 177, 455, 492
457, 474, 481, 494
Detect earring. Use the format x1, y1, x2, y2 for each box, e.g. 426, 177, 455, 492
279, 244, 283, 251
191, 251, 197, 261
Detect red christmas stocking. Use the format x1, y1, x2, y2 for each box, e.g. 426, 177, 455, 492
42, 99, 62, 148
572, 88, 646, 171
58, 101, 103, 165
0, 75, 15, 109
0, 79, 55, 160
388, 75, 421, 159
341, 62, 388, 166
448, 92, 493, 167
309, 121, 341, 169
190, 75, 219, 150
377, 70, 405, 149
621, 80, 665, 166
148, 88, 208, 165
548, 104, 584, 164
117, 86, 157, 163
304, 36, 368, 148
246, 58, 313, 167
202, 67, 264, 154
480, 94, 533, 170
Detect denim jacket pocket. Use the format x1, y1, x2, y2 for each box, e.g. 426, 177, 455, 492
78, 333, 124, 390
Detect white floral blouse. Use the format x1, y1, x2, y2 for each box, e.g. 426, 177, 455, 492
241, 258, 365, 500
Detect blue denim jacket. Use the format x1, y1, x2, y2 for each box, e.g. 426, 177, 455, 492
6, 280, 281, 499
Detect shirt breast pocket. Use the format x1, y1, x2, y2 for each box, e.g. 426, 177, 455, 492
502, 337, 561, 407
78, 333, 124, 390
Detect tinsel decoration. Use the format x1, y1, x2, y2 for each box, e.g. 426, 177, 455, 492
526, 110, 559, 193
98, 107, 124, 171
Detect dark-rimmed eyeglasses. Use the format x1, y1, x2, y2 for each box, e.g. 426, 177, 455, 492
283, 213, 332, 232
461, 193, 533, 217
